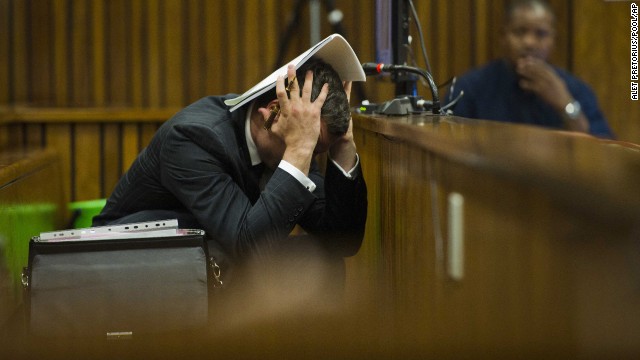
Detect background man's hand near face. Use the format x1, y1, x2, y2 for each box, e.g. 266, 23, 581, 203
516, 56, 572, 110
516, 56, 590, 132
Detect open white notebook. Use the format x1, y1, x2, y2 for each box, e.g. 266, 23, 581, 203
224, 33, 366, 112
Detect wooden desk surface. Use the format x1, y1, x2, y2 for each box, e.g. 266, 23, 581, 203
355, 113, 640, 224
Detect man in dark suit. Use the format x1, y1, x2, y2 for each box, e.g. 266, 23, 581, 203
93, 57, 367, 293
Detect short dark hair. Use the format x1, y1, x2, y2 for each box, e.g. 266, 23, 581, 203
505, 0, 555, 24
254, 57, 350, 135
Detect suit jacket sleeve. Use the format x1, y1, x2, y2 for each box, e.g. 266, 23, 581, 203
301, 160, 368, 257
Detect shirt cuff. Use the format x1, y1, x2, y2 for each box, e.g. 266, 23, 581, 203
278, 160, 317, 192
328, 153, 360, 180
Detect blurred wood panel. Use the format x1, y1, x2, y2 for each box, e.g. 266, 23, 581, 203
121, 123, 140, 174
29, 0, 53, 104
1, 108, 172, 201
106, 0, 129, 106
24, 124, 44, 149
0, 148, 69, 335
186, 0, 204, 104
44, 123, 72, 202
350, 113, 640, 354
71, 0, 90, 106
74, 124, 101, 200
0, 0, 9, 104
92, 0, 106, 106
131, 0, 145, 107
1, 0, 638, 202
102, 123, 122, 197
52, 0, 68, 106
10, 0, 28, 104
573, 1, 638, 142
164, 0, 184, 107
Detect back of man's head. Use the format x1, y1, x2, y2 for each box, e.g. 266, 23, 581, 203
255, 58, 350, 135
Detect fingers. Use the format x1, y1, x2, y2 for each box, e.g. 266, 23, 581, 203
276, 70, 290, 110
515, 58, 572, 110
343, 81, 352, 103
517, 57, 553, 79
275, 64, 328, 122
314, 83, 329, 109
286, 65, 299, 99
283, 66, 327, 107
518, 78, 533, 92
299, 70, 313, 100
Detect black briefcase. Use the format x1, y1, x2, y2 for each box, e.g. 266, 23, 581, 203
22, 219, 219, 339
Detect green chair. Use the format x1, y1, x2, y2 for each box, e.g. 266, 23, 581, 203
68, 198, 107, 229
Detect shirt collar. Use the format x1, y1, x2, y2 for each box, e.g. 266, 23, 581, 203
244, 102, 262, 166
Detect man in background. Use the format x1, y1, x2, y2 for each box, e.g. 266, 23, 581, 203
448, 0, 614, 138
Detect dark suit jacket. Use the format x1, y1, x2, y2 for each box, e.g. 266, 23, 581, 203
93, 95, 368, 276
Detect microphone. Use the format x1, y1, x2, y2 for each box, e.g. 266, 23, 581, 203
362, 62, 401, 76
361, 62, 441, 114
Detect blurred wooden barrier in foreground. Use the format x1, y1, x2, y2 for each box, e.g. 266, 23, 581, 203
1, 115, 639, 358
346, 114, 640, 357
0, 149, 68, 332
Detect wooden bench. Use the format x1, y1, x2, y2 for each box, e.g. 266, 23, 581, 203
0, 148, 69, 330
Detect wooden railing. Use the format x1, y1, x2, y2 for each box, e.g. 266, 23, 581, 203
0, 148, 68, 329
345, 113, 640, 355
1, 106, 180, 201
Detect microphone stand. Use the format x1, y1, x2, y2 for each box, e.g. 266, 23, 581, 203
386, 64, 440, 114
361, 63, 441, 116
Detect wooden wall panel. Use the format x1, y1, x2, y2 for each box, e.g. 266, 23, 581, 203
0, 149, 69, 331
74, 124, 101, 200
223, 1, 240, 96
0, 0, 9, 104
203, 1, 223, 97
44, 123, 72, 202
24, 124, 44, 148
434, 0, 451, 86
473, 0, 490, 66
91, 0, 106, 106
147, 0, 162, 107
574, 1, 639, 143
52, 0, 68, 106
164, 0, 184, 107
106, 0, 129, 106
241, 3, 260, 98
1, 0, 638, 202
131, 0, 145, 107
70, 0, 88, 106
102, 123, 123, 197
29, 0, 53, 104
10, 0, 28, 104
349, 113, 640, 354
548, 0, 570, 69
185, 0, 203, 104
121, 123, 140, 174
